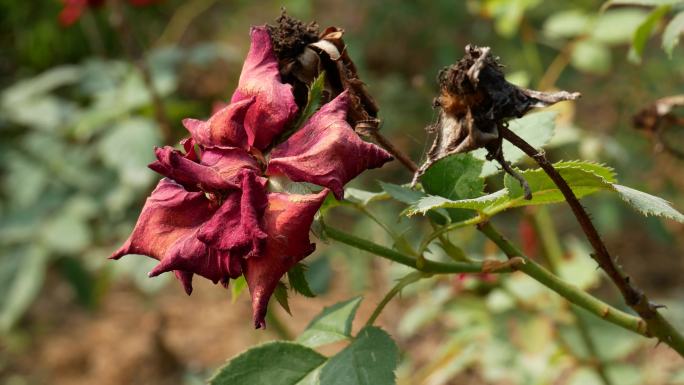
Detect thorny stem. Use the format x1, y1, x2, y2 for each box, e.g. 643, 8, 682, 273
530, 208, 613, 385
355, 120, 419, 173
109, 0, 173, 144
502, 126, 684, 356
324, 221, 653, 339
365, 271, 428, 327
477, 221, 649, 337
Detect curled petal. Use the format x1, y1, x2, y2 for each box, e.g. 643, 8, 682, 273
110, 179, 219, 291
231, 26, 298, 150
182, 97, 254, 149
149, 146, 258, 191
243, 189, 329, 328
197, 170, 268, 257
267, 91, 392, 199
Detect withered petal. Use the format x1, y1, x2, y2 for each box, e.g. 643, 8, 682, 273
110, 179, 219, 291
182, 97, 254, 149
267, 91, 392, 199
231, 26, 298, 150
197, 170, 268, 257
149, 146, 258, 192
243, 189, 329, 329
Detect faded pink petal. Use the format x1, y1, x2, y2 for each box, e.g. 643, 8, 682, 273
110, 179, 220, 291
243, 189, 329, 328
180, 137, 199, 162
231, 26, 298, 150
149, 146, 258, 191
197, 170, 268, 257
182, 97, 254, 149
267, 91, 393, 199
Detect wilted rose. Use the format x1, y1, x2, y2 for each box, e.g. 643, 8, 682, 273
111, 27, 391, 328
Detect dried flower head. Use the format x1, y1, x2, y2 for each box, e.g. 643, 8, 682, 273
111, 26, 391, 328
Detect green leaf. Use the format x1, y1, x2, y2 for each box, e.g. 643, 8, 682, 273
98, 118, 160, 188
380, 182, 450, 223
406, 161, 617, 217
543, 10, 592, 40
209, 341, 326, 385
1, 65, 81, 107
0, 246, 49, 331
274, 282, 292, 315
612, 184, 684, 222
345, 187, 387, 206
288, 263, 316, 298
420, 154, 484, 221
405, 189, 509, 216
297, 297, 362, 348
379, 182, 424, 204
472, 112, 557, 177
319, 326, 398, 385
503, 161, 615, 205
293, 72, 326, 130
231, 275, 247, 303
591, 9, 650, 45
628, 5, 671, 63
571, 40, 612, 74
601, 0, 682, 11
663, 11, 684, 56
306, 256, 332, 295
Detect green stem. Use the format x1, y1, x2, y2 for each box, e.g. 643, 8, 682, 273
355, 204, 400, 242
322, 224, 491, 274
531, 208, 613, 385
418, 215, 484, 256
366, 271, 427, 326
478, 221, 649, 337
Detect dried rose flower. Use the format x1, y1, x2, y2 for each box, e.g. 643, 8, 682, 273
111, 27, 391, 328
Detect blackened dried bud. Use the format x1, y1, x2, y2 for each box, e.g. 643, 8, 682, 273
267, 10, 320, 62
633, 95, 684, 159
414, 45, 580, 183
633, 95, 684, 132
267, 12, 379, 129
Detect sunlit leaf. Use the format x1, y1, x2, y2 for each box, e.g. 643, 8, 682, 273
319, 326, 398, 385
571, 40, 612, 74
209, 341, 326, 385
543, 10, 592, 39
663, 11, 684, 56
612, 184, 684, 222
591, 9, 650, 45
472, 111, 557, 177
297, 297, 362, 348
628, 5, 671, 63
231, 275, 247, 303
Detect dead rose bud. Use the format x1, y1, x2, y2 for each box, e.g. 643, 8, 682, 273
111, 26, 392, 328
413, 45, 580, 185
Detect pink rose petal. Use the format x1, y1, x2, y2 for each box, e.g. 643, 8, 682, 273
197, 170, 268, 257
182, 97, 254, 149
110, 179, 220, 291
149, 146, 259, 191
267, 91, 393, 199
243, 189, 329, 328
231, 26, 298, 150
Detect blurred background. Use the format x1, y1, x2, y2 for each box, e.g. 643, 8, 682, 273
1, 0, 684, 384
